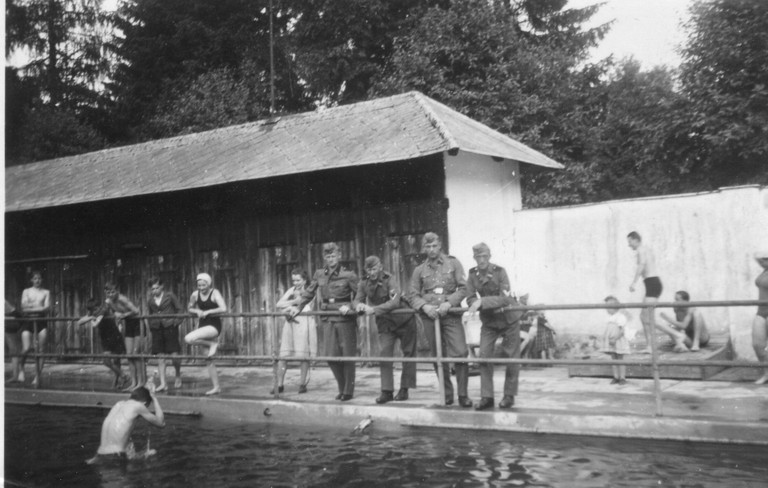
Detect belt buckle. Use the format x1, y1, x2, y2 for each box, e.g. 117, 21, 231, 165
328, 298, 336, 304
434, 287, 444, 295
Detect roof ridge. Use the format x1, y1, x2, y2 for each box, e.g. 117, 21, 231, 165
409, 92, 459, 151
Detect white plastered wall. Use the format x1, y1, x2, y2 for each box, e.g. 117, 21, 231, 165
443, 151, 522, 287
511, 185, 768, 359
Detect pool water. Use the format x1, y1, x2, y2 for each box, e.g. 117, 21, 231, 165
4, 404, 768, 487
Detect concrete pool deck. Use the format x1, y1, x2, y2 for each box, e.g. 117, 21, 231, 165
5, 362, 768, 445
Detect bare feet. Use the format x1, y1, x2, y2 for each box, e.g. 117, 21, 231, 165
31, 376, 40, 388
690, 346, 700, 352
18, 370, 25, 382
755, 374, 768, 385
205, 387, 220, 396
673, 343, 689, 353
174, 377, 182, 389
155, 384, 168, 393
207, 342, 218, 358
639, 348, 652, 354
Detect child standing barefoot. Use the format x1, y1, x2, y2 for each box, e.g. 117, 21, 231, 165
602, 296, 630, 385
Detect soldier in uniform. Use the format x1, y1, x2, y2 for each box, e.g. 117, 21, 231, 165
355, 255, 417, 404
466, 242, 522, 410
293, 243, 359, 401
408, 232, 472, 407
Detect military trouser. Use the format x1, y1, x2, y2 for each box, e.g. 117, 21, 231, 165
478, 318, 520, 399
420, 314, 468, 399
377, 316, 417, 391
321, 318, 357, 396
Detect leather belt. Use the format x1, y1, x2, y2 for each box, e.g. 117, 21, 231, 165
322, 296, 352, 304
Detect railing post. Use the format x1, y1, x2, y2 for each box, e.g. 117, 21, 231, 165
649, 303, 663, 416
434, 315, 446, 403
272, 313, 280, 399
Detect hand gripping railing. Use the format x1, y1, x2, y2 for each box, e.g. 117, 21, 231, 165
5, 299, 767, 416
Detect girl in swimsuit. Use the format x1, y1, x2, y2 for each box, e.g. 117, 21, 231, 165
185, 273, 226, 395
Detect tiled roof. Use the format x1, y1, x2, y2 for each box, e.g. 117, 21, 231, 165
5, 91, 562, 212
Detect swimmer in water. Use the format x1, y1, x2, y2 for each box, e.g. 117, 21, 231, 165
87, 386, 165, 464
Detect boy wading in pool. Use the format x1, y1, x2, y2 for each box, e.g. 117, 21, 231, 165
87, 386, 165, 463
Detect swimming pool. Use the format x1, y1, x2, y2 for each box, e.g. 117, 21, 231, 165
4, 404, 768, 487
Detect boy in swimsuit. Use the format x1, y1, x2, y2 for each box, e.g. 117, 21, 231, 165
87, 386, 165, 463
78, 298, 130, 389
660, 291, 711, 351
628, 232, 688, 353
20, 271, 51, 386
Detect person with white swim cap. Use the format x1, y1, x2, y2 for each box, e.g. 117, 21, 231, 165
185, 272, 226, 395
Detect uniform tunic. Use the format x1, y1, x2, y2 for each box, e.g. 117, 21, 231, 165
409, 253, 469, 399
299, 264, 359, 395
466, 263, 521, 398
354, 271, 417, 391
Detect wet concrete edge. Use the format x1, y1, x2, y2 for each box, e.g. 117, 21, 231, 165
6, 388, 768, 446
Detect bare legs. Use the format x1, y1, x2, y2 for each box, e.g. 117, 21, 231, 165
20, 328, 47, 386
123, 337, 147, 390
276, 360, 311, 390
103, 354, 127, 389
639, 298, 654, 353
653, 320, 689, 352
5, 333, 22, 383
640, 298, 687, 353
683, 317, 710, 352
752, 315, 768, 385
157, 354, 182, 391
610, 353, 626, 383
185, 326, 220, 395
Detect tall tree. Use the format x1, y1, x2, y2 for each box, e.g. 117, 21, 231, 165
107, 0, 309, 141
678, 0, 768, 187
5, 0, 111, 164
289, 0, 445, 106
524, 60, 686, 207
371, 0, 608, 206
6, 0, 112, 109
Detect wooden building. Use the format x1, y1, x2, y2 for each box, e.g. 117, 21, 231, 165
5, 91, 561, 357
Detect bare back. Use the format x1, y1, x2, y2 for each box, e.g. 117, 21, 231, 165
97, 400, 163, 454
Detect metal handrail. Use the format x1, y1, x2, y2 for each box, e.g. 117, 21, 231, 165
6, 299, 767, 415
6, 298, 768, 322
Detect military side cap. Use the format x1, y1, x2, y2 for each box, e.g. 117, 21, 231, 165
322, 242, 340, 254
472, 242, 491, 256
364, 255, 381, 268
422, 232, 440, 245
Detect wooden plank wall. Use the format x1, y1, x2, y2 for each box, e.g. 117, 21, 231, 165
5, 199, 447, 359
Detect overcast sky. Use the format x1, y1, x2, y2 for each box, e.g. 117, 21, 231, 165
568, 0, 692, 68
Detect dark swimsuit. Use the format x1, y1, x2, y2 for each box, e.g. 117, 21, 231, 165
197, 290, 222, 334
123, 317, 141, 338
644, 277, 662, 298
21, 311, 47, 334
684, 316, 709, 347
98, 317, 127, 354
